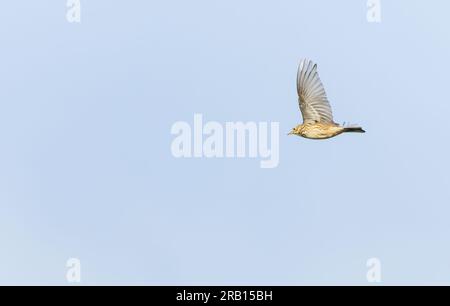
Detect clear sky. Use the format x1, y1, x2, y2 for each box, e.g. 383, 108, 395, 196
1, 1, 450, 285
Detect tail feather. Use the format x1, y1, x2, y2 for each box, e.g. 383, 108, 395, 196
343, 126, 365, 133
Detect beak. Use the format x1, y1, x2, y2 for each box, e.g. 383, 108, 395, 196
287, 131, 293, 136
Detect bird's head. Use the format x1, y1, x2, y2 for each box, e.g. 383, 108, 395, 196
288, 127, 297, 136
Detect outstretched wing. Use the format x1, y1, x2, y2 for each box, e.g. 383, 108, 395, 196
297, 59, 334, 124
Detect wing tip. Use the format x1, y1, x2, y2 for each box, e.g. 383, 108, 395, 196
298, 58, 318, 72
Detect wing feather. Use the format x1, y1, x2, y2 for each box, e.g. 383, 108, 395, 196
297, 59, 334, 124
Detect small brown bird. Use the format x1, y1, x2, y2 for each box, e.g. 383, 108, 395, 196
288, 59, 365, 139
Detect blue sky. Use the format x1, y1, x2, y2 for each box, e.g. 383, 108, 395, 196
1, 1, 450, 285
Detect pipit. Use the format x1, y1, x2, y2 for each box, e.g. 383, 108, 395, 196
288, 59, 365, 139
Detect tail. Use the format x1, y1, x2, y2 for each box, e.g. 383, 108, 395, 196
343, 126, 365, 133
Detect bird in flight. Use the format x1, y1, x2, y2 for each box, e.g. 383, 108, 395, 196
288, 59, 365, 139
